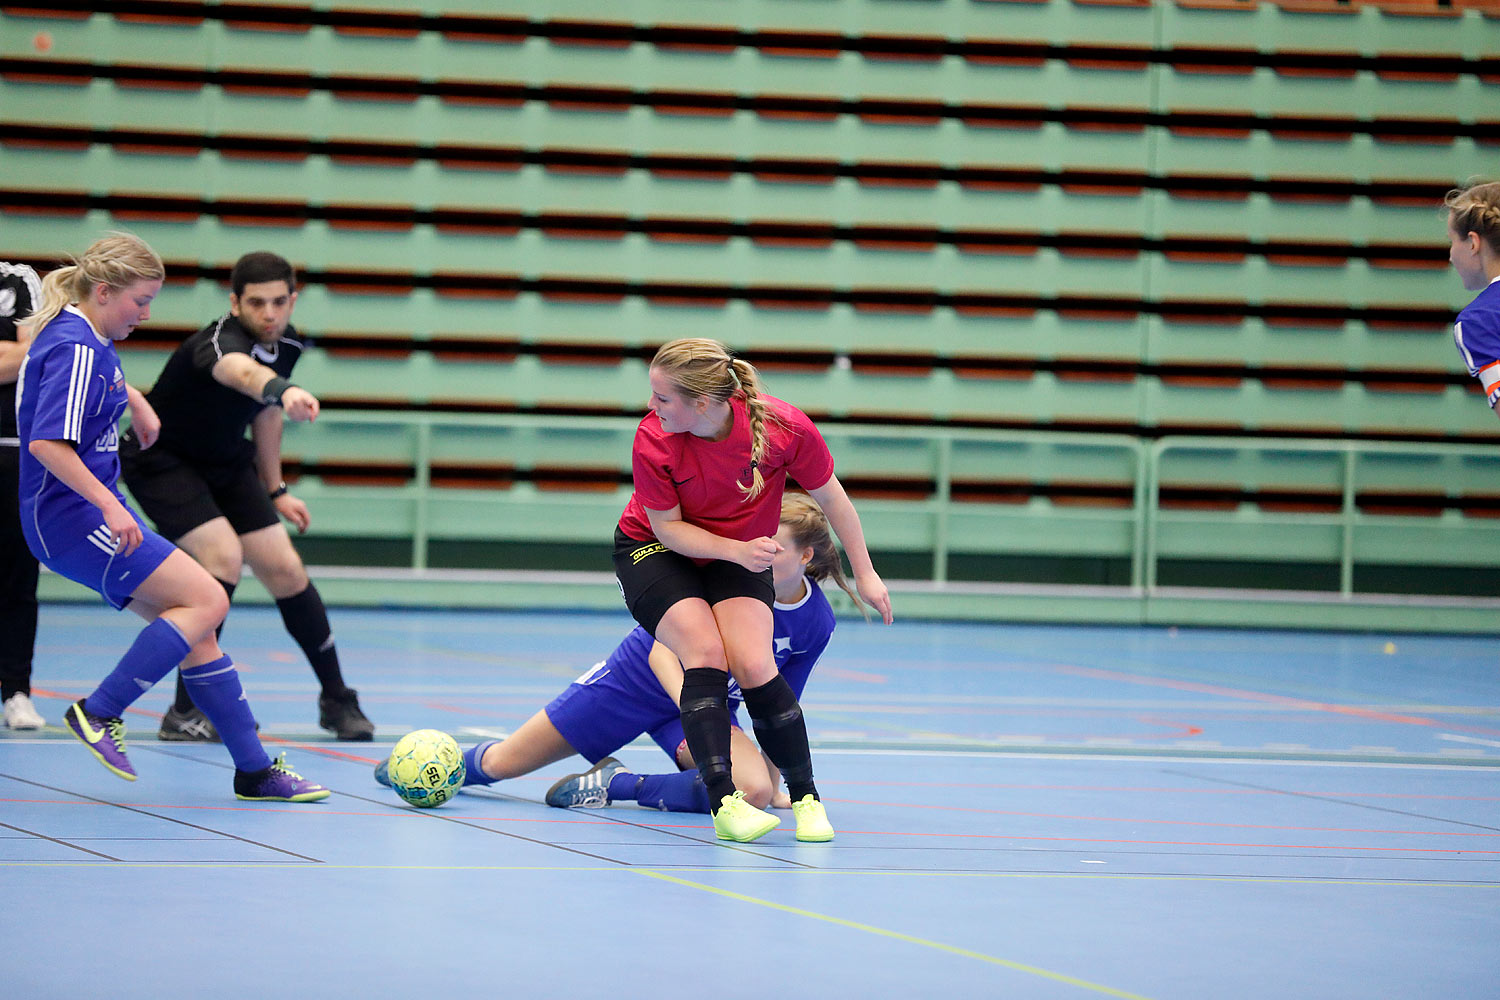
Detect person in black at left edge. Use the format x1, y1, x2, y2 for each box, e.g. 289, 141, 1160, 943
0, 262, 45, 730
119, 251, 374, 741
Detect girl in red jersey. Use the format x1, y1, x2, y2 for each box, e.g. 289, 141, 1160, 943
612, 337, 892, 843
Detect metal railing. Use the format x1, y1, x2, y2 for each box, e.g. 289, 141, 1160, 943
286, 411, 1500, 594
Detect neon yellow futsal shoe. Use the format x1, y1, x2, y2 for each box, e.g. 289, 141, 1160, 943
792, 794, 835, 842
713, 790, 780, 842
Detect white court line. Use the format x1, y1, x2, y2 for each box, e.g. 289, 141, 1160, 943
1440, 733, 1500, 749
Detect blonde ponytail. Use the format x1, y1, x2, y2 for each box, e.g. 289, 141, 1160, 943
27, 264, 84, 335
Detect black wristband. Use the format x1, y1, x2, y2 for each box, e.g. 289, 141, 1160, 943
268, 481, 289, 500
261, 376, 295, 405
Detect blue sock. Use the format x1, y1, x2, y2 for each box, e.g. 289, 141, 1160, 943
181, 656, 271, 773
462, 740, 501, 786
616, 769, 712, 813
85, 618, 190, 718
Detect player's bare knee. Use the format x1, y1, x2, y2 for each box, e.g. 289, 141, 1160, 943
261, 563, 308, 598
738, 779, 773, 810
199, 585, 231, 629
194, 546, 242, 584
730, 660, 777, 689
677, 642, 727, 674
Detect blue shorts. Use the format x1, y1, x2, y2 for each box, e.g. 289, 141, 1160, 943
544, 660, 744, 765
24, 494, 176, 610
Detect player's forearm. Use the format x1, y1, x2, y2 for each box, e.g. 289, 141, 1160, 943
124, 384, 151, 422
646, 642, 687, 703
650, 514, 744, 563
250, 408, 284, 489
809, 476, 877, 576
0, 338, 29, 385
28, 439, 120, 510
211, 353, 281, 401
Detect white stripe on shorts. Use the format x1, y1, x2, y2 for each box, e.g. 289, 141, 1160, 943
86, 525, 118, 555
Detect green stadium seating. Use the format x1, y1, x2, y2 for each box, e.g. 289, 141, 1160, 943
8, 0, 1500, 606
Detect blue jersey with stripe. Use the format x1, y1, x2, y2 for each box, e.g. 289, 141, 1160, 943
1452, 277, 1500, 408
15, 308, 131, 511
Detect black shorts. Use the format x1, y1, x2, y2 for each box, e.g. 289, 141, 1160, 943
119, 431, 279, 542
612, 526, 774, 637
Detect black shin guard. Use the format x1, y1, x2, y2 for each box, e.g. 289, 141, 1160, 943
275, 583, 346, 696
679, 667, 736, 811
742, 673, 817, 802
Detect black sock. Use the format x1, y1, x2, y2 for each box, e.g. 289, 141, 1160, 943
175, 578, 236, 713
679, 667, 736, 811
275, 583, 346, 696
742, 673, 817, 802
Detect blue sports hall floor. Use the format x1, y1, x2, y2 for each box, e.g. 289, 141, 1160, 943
3, 603, 1497, 999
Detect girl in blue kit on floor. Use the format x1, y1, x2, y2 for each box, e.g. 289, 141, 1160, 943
376, 493, 859, 815
16, 232, 326, 802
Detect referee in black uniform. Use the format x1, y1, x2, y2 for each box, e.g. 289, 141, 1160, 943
0, 262, 45, 730
120, 251, 374, 741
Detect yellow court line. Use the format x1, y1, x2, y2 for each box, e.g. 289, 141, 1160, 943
0, 861, 1494, 891
631, 867, 1155, 1000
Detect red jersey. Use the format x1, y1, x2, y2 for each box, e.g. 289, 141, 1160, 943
619, 394, 835, 544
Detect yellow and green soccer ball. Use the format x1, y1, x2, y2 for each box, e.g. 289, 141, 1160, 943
387, 729, 465, 808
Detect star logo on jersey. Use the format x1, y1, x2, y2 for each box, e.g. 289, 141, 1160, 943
0, 287, 15, 317
774, 636, 792, 654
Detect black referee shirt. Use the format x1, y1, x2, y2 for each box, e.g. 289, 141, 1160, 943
0, 263, 41, 446
144, 313, 304, 465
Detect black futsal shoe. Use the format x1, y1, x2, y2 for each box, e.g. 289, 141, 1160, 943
318, 688, 375, 741
158, 704, 220, 742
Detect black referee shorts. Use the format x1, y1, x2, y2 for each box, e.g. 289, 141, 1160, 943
119, 431, 280, 542
612, 526, 774, 637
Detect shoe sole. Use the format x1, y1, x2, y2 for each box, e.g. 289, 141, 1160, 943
236, 789, 331, 803
715, 815, 780, 842
157, 730, 219, 743
321, 722, 375, 741
795, 828, 835, 843
65, 709, 136, 782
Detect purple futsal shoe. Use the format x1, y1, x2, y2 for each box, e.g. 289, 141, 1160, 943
64, 700, 137, 781
234, 753, 331, 802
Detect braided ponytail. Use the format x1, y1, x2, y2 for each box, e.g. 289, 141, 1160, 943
1445, 180, 1500, 255
649, 338, 785, 501
732, 357, 770, 499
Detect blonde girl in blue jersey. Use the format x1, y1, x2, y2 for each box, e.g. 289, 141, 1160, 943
1445, 181, 1500, 419
16, 233, 326, 801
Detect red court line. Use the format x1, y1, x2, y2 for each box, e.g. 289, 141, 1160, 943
35, 687, 383, 764
822, 797, 1500, 838
1047, 665, 1500, 737
827, 781, 1500, 802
